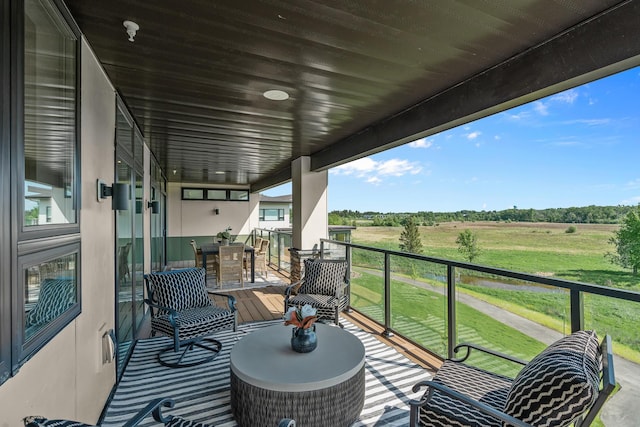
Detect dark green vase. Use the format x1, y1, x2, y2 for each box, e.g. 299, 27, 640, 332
291, 325, 317, 353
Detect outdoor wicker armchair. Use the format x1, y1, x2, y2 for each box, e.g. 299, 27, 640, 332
25, 397, 296, 427
144, 268, 237, 368
409, 331, 615, 427
284, 258, 349, 325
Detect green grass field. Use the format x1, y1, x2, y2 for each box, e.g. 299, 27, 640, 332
350, 222, 640, 363
350, 270, 546, 377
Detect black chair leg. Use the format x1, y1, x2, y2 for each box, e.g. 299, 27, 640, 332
158, 337, 222, 368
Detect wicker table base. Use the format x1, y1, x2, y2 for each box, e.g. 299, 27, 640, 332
231, 366, 365, 427
229, 324, 366, 427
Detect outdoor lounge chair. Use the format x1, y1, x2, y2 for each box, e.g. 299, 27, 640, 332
284, 258, 349, 325
409, 330, 615, 427
24, 397, 297, 427
144, 268, 237, 368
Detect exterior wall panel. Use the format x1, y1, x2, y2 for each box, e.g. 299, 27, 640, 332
0, 38, 116, 425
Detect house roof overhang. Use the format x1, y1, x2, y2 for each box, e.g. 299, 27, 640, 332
60, 0, 640, 191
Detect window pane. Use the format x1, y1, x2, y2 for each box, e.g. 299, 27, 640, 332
182, 188, 204, 200
229, 190, 248, 201
23, 0, 77, 227
24, 253, 77, 341
207, 189, 226, 200
263, 209, 281, 221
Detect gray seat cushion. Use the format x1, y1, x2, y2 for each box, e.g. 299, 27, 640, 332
417, 360, 512, 427
151, 305, 235, 340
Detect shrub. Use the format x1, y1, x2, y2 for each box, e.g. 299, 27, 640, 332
566, 226, 577, 234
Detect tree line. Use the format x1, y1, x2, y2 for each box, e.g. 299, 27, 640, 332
392, 205, 640, 276
329, 205, 635, 226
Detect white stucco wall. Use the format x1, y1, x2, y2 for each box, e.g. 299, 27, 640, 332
167, 182, 260, 238
0, 39, 116, 425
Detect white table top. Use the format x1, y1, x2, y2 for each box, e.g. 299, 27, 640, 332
230, 323, 365, 392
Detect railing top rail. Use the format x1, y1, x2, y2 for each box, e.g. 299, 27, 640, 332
320, 238, 640, 303
255, 228, 292, 236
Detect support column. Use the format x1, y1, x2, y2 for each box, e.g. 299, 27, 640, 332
291, 156, 328, 251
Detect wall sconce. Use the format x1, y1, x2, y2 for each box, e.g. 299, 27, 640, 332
148, 200, 160, 214
97, 179, 129, 211
214, 208, 220, 215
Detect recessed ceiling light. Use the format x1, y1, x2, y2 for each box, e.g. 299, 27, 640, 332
263, 89, 289, 101
215, 171, 225, 174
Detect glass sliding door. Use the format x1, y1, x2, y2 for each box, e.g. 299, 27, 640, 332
134, 171, 145, 332
150, 158, 166, 273
150, 186, 165, 272
114, 101, 147, 379
114, 154, 133, 377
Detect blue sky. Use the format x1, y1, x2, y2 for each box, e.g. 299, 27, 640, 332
264, 66, 640, 213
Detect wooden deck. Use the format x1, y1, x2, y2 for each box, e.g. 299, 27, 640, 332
210, 280, 441, 372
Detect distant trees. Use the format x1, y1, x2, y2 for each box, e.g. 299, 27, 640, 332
328, 205, 633, 226
606, 206, 640, 275
399, 217, 423, 254
456, 229, 481, 262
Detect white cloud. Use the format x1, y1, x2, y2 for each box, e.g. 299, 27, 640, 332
551, 89, 578, 104
377, 159, 422, 176
494, 135, 501, 140
367, 176, 382, 184
533, 101, 549, 116
330, 156, 422, 184
507, 111, 531, 120
562, 118, 611, 126
408, 138, 433, 149
466, 131, 481, 140
331, 157, 377, 176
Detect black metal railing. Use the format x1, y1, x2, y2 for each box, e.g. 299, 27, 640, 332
319, 238, 640, 363
252, 228, 293, 275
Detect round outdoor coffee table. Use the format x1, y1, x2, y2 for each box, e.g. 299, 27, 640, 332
230, 323, 365, 427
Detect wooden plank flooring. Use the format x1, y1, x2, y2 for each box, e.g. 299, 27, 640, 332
211, 285, 287, 324
211, 279, 440, 374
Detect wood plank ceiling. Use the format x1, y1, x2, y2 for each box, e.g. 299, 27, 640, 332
61, 0, 638, 190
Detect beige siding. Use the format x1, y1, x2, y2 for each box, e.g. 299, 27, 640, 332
0, 39, 117, 425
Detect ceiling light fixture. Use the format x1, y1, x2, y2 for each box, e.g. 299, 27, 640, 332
123, 20, 139, 42
263, 89, 289, 101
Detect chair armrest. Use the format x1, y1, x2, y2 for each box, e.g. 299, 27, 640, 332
122, 397, 175, 427
409, 380, 532, 427
208, 291, 237, 311
143, 299, 180, 327
143, 299, 178, 317
334, 281, 349, 298
285, 280, 303, 297
450, 343, 528, 366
